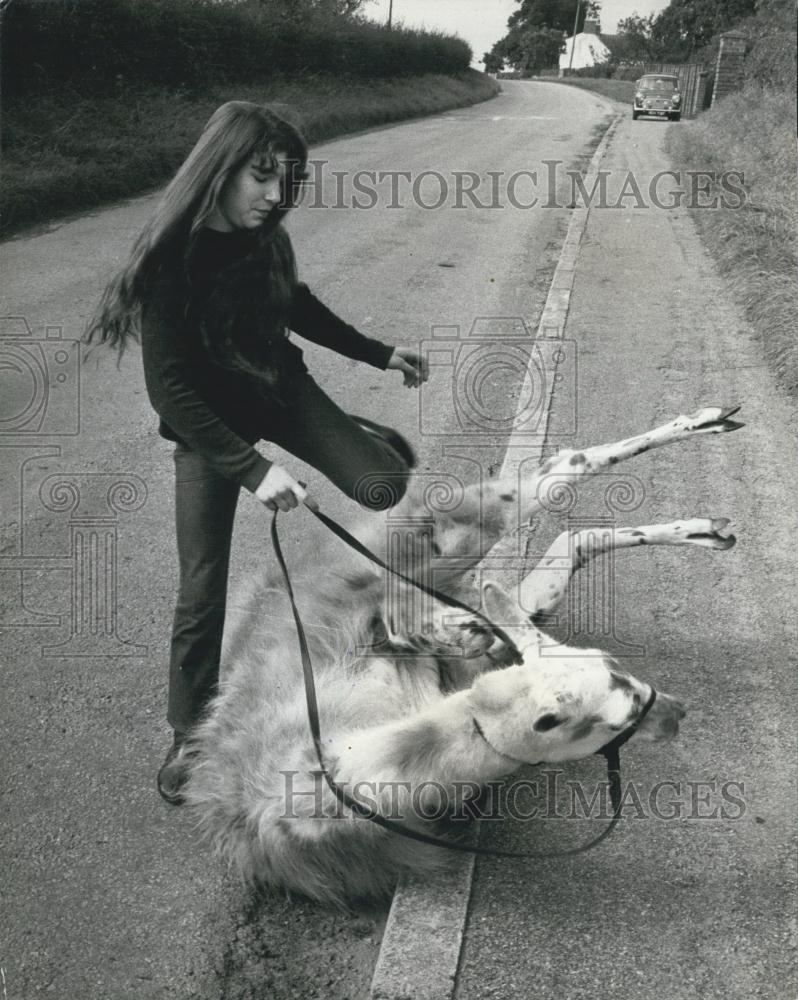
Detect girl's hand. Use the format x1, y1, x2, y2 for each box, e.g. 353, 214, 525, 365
387, 348, 429, 388
255, 465, 319, 513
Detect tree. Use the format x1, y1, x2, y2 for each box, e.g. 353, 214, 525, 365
507, 0, 601, 35
489, 25, 566, 75
482, 49, 505, 74
615, 13, 656, 61
518, 26, 567, 73
649, 0, 756, 59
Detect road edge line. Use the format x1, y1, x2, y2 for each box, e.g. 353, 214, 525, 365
368, 113, 622, 1000
500, 113, 621, 481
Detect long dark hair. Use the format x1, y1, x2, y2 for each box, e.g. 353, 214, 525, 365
84, 102, 309, 388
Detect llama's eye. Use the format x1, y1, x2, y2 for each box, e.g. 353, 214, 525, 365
534, 713, 564, 732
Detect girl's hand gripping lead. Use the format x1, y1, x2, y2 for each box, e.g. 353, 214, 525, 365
255, 464, 319, 513
387, 348, 429, 389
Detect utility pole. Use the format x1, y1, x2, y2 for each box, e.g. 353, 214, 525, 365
387, 0, 393, 30
567, 0, 582, 72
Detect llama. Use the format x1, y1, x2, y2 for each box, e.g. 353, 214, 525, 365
184, 405, 741, 907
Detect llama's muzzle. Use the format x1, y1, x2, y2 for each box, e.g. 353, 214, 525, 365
637, 692, 687, 741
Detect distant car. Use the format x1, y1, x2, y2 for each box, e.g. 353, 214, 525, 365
632, 74, 682, 121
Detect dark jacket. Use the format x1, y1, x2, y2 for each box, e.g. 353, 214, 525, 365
140, 226, 394, 492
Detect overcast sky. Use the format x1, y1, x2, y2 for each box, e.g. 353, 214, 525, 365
366, 0, 669, 66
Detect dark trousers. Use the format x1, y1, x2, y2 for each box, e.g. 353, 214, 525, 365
167, 374, 411, 734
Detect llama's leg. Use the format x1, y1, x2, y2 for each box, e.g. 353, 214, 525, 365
519, 516, 736, 616
480, 405, 744, 530
361, 406, 742, 653
433, 514, 737, 670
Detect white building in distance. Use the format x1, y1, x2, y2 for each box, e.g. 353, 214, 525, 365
559, 18, 611, 72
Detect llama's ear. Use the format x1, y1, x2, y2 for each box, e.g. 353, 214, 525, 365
481, 581, 523, 626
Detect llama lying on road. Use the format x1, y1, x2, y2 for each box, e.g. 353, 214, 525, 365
184, 406, 741, 907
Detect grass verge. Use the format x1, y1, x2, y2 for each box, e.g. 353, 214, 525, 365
1, 71, 499, 239
665, 83, 797, 398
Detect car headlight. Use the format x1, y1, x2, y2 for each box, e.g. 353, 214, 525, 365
672, 92, 681, 104
635, 91, 644, 100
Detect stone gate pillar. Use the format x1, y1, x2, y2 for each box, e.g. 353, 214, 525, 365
711, 30, 747, 107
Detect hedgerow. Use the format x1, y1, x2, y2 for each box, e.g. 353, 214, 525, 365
1, 0, 471, 95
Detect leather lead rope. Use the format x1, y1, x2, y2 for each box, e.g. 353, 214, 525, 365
271, 509, 658, 860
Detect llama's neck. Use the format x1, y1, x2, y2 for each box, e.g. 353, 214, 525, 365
329, 691, 517, 810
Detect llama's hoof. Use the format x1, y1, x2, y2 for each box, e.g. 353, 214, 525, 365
157, 735, 194, 806
685, 404, 744, 433
684, 517, 737, 549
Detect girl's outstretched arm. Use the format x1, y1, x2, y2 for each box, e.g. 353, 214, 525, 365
288, 283, 394, 368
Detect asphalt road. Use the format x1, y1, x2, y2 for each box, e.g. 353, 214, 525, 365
1, 82, 617, 1000
3, 80, 794, 1000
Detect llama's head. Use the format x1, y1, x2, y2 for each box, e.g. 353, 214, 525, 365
465, 582, 686, 767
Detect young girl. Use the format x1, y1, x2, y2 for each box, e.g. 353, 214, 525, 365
86, 101, 428, 804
